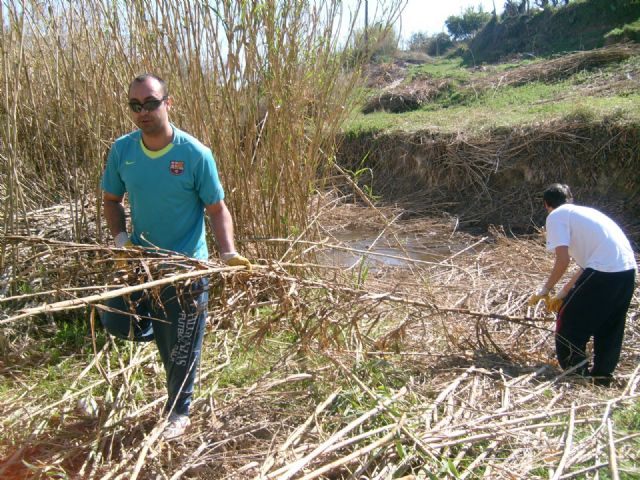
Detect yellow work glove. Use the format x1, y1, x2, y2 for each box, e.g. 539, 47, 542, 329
114, 232, 135, 270
527, 287, 549, 307
222, 252, 252, 270
546, 296, 564, 313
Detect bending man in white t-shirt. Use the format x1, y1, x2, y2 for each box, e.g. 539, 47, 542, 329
530, 184, 636, 385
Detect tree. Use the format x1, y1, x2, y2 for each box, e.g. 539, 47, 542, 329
533, 0, 570, 7
352, 22, 399, 61
428, 33, 454, 56
408, 32, 430, 52
504, 0, 568, 16
408, 32, 454, 56
445, 5, 492, 41
503, 0, 529, 17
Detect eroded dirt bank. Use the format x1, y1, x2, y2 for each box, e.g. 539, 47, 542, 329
337, 121, 640, 242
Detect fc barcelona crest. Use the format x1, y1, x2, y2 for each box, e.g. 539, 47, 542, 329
170, 160, 184, 175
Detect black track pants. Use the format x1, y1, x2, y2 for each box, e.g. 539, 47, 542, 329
100, 279, 209, 416
555, 268, 635, 377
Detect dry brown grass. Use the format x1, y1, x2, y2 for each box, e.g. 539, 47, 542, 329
1, 197, 638, 479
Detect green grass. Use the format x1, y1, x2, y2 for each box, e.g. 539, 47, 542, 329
346, 50, 640, 137
346, 94, 640, 135
42, 364, 81, 397
407, 57, 472, 82
213, 346, 272, 389
344, 110, 405, 135
605, 19, 640, 43
615, 400, 640, 432
207, 319, 303, 390
554, 400, 640, 480
0, 317, 150, 419
345, 66, 640, 136
614, 399, 640, 479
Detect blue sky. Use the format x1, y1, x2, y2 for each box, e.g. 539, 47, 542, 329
399, 0, 502, 37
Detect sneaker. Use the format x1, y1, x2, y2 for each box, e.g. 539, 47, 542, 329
162, 413, 191, 440
590, 373, 613, 387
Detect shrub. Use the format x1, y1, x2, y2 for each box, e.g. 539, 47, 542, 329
407, 32, 454, 57
446, 6, 492, 41
351, 22, 400, 63
605, 20, 640, 44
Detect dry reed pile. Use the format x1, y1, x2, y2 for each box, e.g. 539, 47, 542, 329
1, 199, 638, 479
482, 44, 640, 88
361, 78, 453, 114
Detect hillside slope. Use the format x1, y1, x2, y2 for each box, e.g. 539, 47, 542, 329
468, 0, 640, 64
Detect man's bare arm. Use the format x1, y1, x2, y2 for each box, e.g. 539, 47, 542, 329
543, 245, 571, 293
103, 192, 127, 237
205, 200, 235, 255
557, 266, 583, 299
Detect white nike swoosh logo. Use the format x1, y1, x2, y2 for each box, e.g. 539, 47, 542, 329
125, 161, 135, 165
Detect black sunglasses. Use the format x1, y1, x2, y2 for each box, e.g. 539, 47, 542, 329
128, 96, 168, 113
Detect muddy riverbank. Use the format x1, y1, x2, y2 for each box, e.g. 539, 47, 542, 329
337, 121, 640, 244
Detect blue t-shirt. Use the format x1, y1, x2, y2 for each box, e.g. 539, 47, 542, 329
101, 126, 224, 260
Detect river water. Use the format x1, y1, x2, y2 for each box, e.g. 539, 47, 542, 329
317, 228, 473, 270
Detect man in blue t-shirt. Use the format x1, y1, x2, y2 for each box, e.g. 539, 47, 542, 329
101, 73, 250, 439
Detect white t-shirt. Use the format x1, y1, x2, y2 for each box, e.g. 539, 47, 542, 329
546, 204, 637, 272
